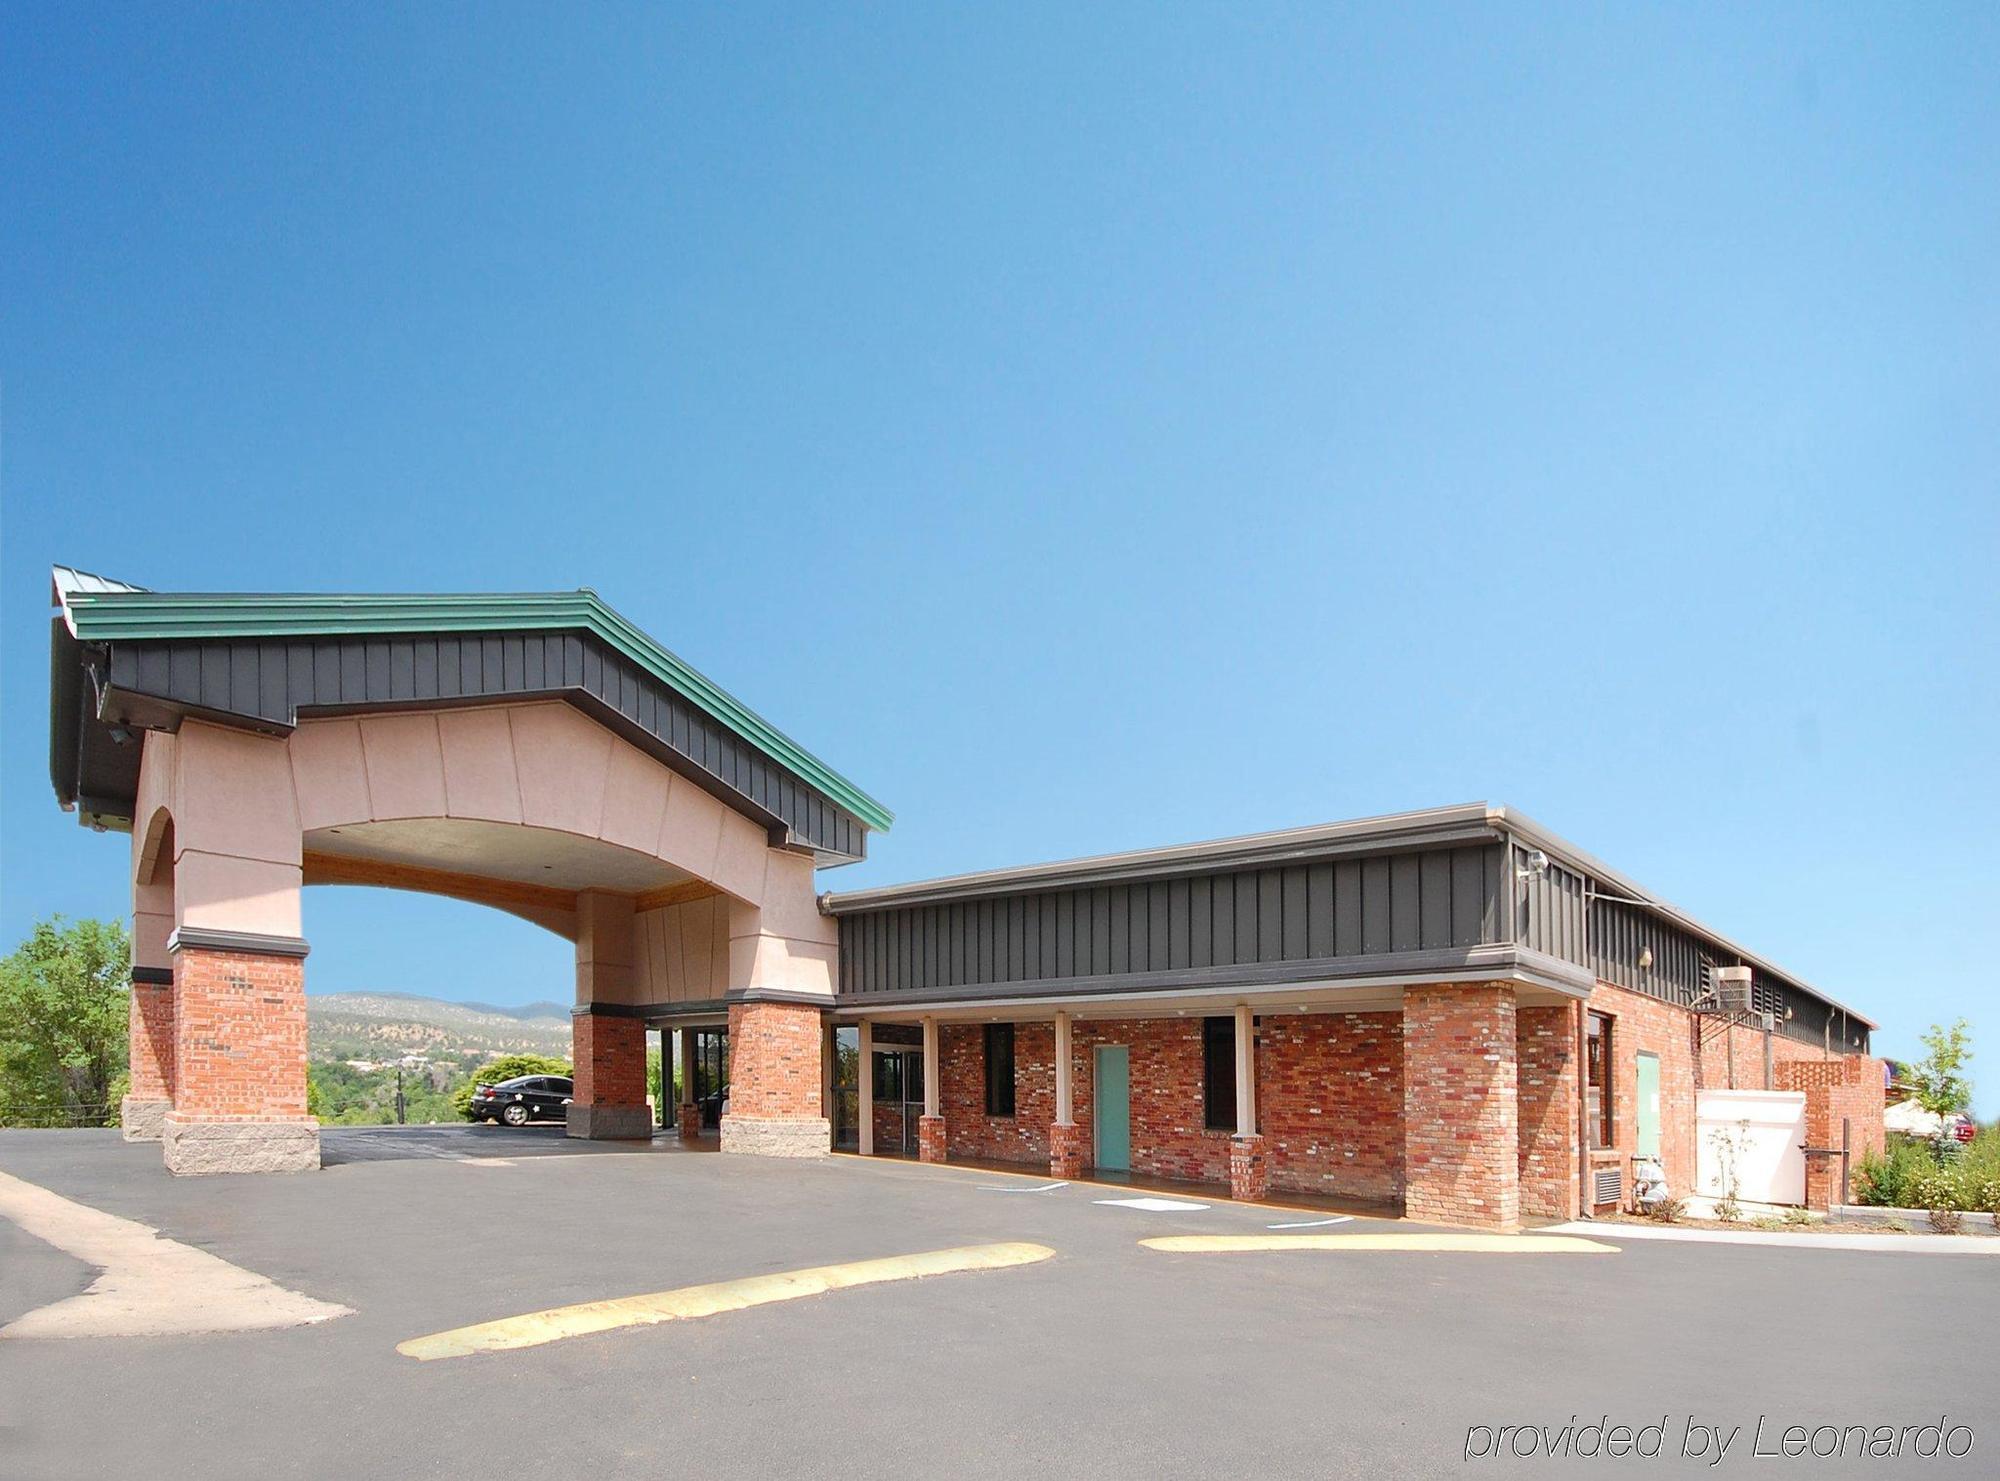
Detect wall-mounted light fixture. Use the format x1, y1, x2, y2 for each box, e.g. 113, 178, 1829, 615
1637, 946, 1654, 970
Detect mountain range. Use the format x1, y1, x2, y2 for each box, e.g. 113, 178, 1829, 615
307, 991, 573, 1065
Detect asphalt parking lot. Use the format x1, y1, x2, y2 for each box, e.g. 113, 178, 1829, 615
2, 1127, 1994, 1480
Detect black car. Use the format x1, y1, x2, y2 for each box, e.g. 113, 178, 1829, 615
468, 1075, 573, 1127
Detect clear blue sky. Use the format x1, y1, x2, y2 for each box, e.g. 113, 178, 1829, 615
4, 7, 1994, 1111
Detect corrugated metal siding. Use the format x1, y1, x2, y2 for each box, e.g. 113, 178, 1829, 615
1589, 901, 1707, 1008
1588, 898, 1865, 1052
106, 632, 869, 859
1517, 857, 1587, 961
839, 843, 1505, 997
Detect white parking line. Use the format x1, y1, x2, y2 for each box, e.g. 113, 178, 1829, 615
978, 1181, 1069, 1194
0, 1169, 351, 1340
1094, 1197, 1211, 1212
1266, 1216, 1354, 1230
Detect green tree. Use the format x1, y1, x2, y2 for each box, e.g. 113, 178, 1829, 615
0, 916, 131, 1128
1909, 1020, 1973, 1121
452, 1051, 572, 1119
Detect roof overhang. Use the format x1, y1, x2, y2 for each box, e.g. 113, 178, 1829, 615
48, 565, 892, 859
822, 801, 1875, 1033
834, 943, 1596, 1020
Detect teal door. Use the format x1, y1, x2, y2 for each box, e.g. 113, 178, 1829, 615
1635, 1052, 1661, 1160
1094, 1045, 1130, 1172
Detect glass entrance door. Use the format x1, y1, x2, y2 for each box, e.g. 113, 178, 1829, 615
870, 1047, 926, 1154
692, 1028, 729, 1129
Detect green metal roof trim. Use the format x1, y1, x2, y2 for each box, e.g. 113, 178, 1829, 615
60, 585, 894, 833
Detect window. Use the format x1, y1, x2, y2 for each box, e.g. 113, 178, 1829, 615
1202, 1016, 1235, 1131
984, 1023, 1016, 1117
1586, 1012, 1613, 1148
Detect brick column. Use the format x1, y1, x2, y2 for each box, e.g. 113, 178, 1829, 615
1403, 983, 1520, 1229
918, 1114, 948, 1163
122, 967, 176, 1141
1516, 1004, 1581, 1220
676, 1100, 703, 1141
568, 1010, 652, 1139
1050, 1120, 1086, 1179
162, 938, 319, 1175
1776, 1058, 1885, 1210
720, 1000, 831, 1157
1229, 1135, 1270, 1200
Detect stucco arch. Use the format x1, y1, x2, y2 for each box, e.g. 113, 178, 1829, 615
122, 696, 838, 1169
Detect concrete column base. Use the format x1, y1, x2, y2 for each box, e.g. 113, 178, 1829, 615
720, 1114, 830, 1158
1229, 1134, 1269, 1201
566, 1103, 654, 1140
121, 1096, 171, 1142
918, 1114, 947, 1164
676, 1102, 703, 1141
1050, 1120, 1086, 1179
162, 1115, 320, 1176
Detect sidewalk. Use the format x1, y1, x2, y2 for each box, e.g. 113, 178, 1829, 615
1547, 1220, 2000, 1255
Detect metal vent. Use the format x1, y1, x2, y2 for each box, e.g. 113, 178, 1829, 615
1593, 1168, 1623, 1208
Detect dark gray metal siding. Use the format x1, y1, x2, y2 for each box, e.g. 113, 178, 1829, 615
1585, 895, 1866, 1053
104, 631, 869, 859
840, 843, 1507, 998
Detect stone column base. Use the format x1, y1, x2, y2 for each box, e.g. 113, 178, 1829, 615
918, 1114, 947, 1164
162, 1115, 320, 1176
1229, 1134, 1269, 1201
121, 1096, 171, 1142
676, 1102, 703, 1141
566, 1103, 655, 1140
1050, 1120, 1086, 1179
720, 1114, 830, 1158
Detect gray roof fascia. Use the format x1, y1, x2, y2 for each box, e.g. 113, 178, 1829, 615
1489, 806, 1877, 1030
819, 804, 1503, 911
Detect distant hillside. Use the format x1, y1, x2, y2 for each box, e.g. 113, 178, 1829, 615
308, 991, 572, 1066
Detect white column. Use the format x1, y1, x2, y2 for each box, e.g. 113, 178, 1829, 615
1234, 1003, 1256, 1137
1054, 1010, 1074, 1124
857, 1019, 874, 1156
922, 1015, 941, 1117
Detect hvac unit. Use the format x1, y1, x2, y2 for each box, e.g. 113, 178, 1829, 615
1711, 965, 1755, 1014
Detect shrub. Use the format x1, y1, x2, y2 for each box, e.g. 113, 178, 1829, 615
1647, 1195, 1686, 1224
1968, 1176, 2000, 1218
1781, 1207, 1814, 1227
1713, 1192, 1742, 1224
1907, 1169, 1966, 1214
1854, 1138, 1934, 1207
1928, 1207, 1963, 1235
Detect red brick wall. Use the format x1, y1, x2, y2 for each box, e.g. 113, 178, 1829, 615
572, 1011, 647, 1107
931, 1009, 1403, 1203
872, 1100, 909, 1152
726, 1002, 825, 1118
1777, 1056, 1886, 1208
939, 1022, 1055, 1164
170, 946, 307, 1120
1072, 1018, 1232, 1185
1403, 984, 1518, 1228
1517, 1004, 1579, 1219
1706, 1019, 1833, 1090
1259, 1012, 1403, 1203
1586, 981, 1700, 1197
129, 980, 176, 1100
1582, 982, 1881, 1207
